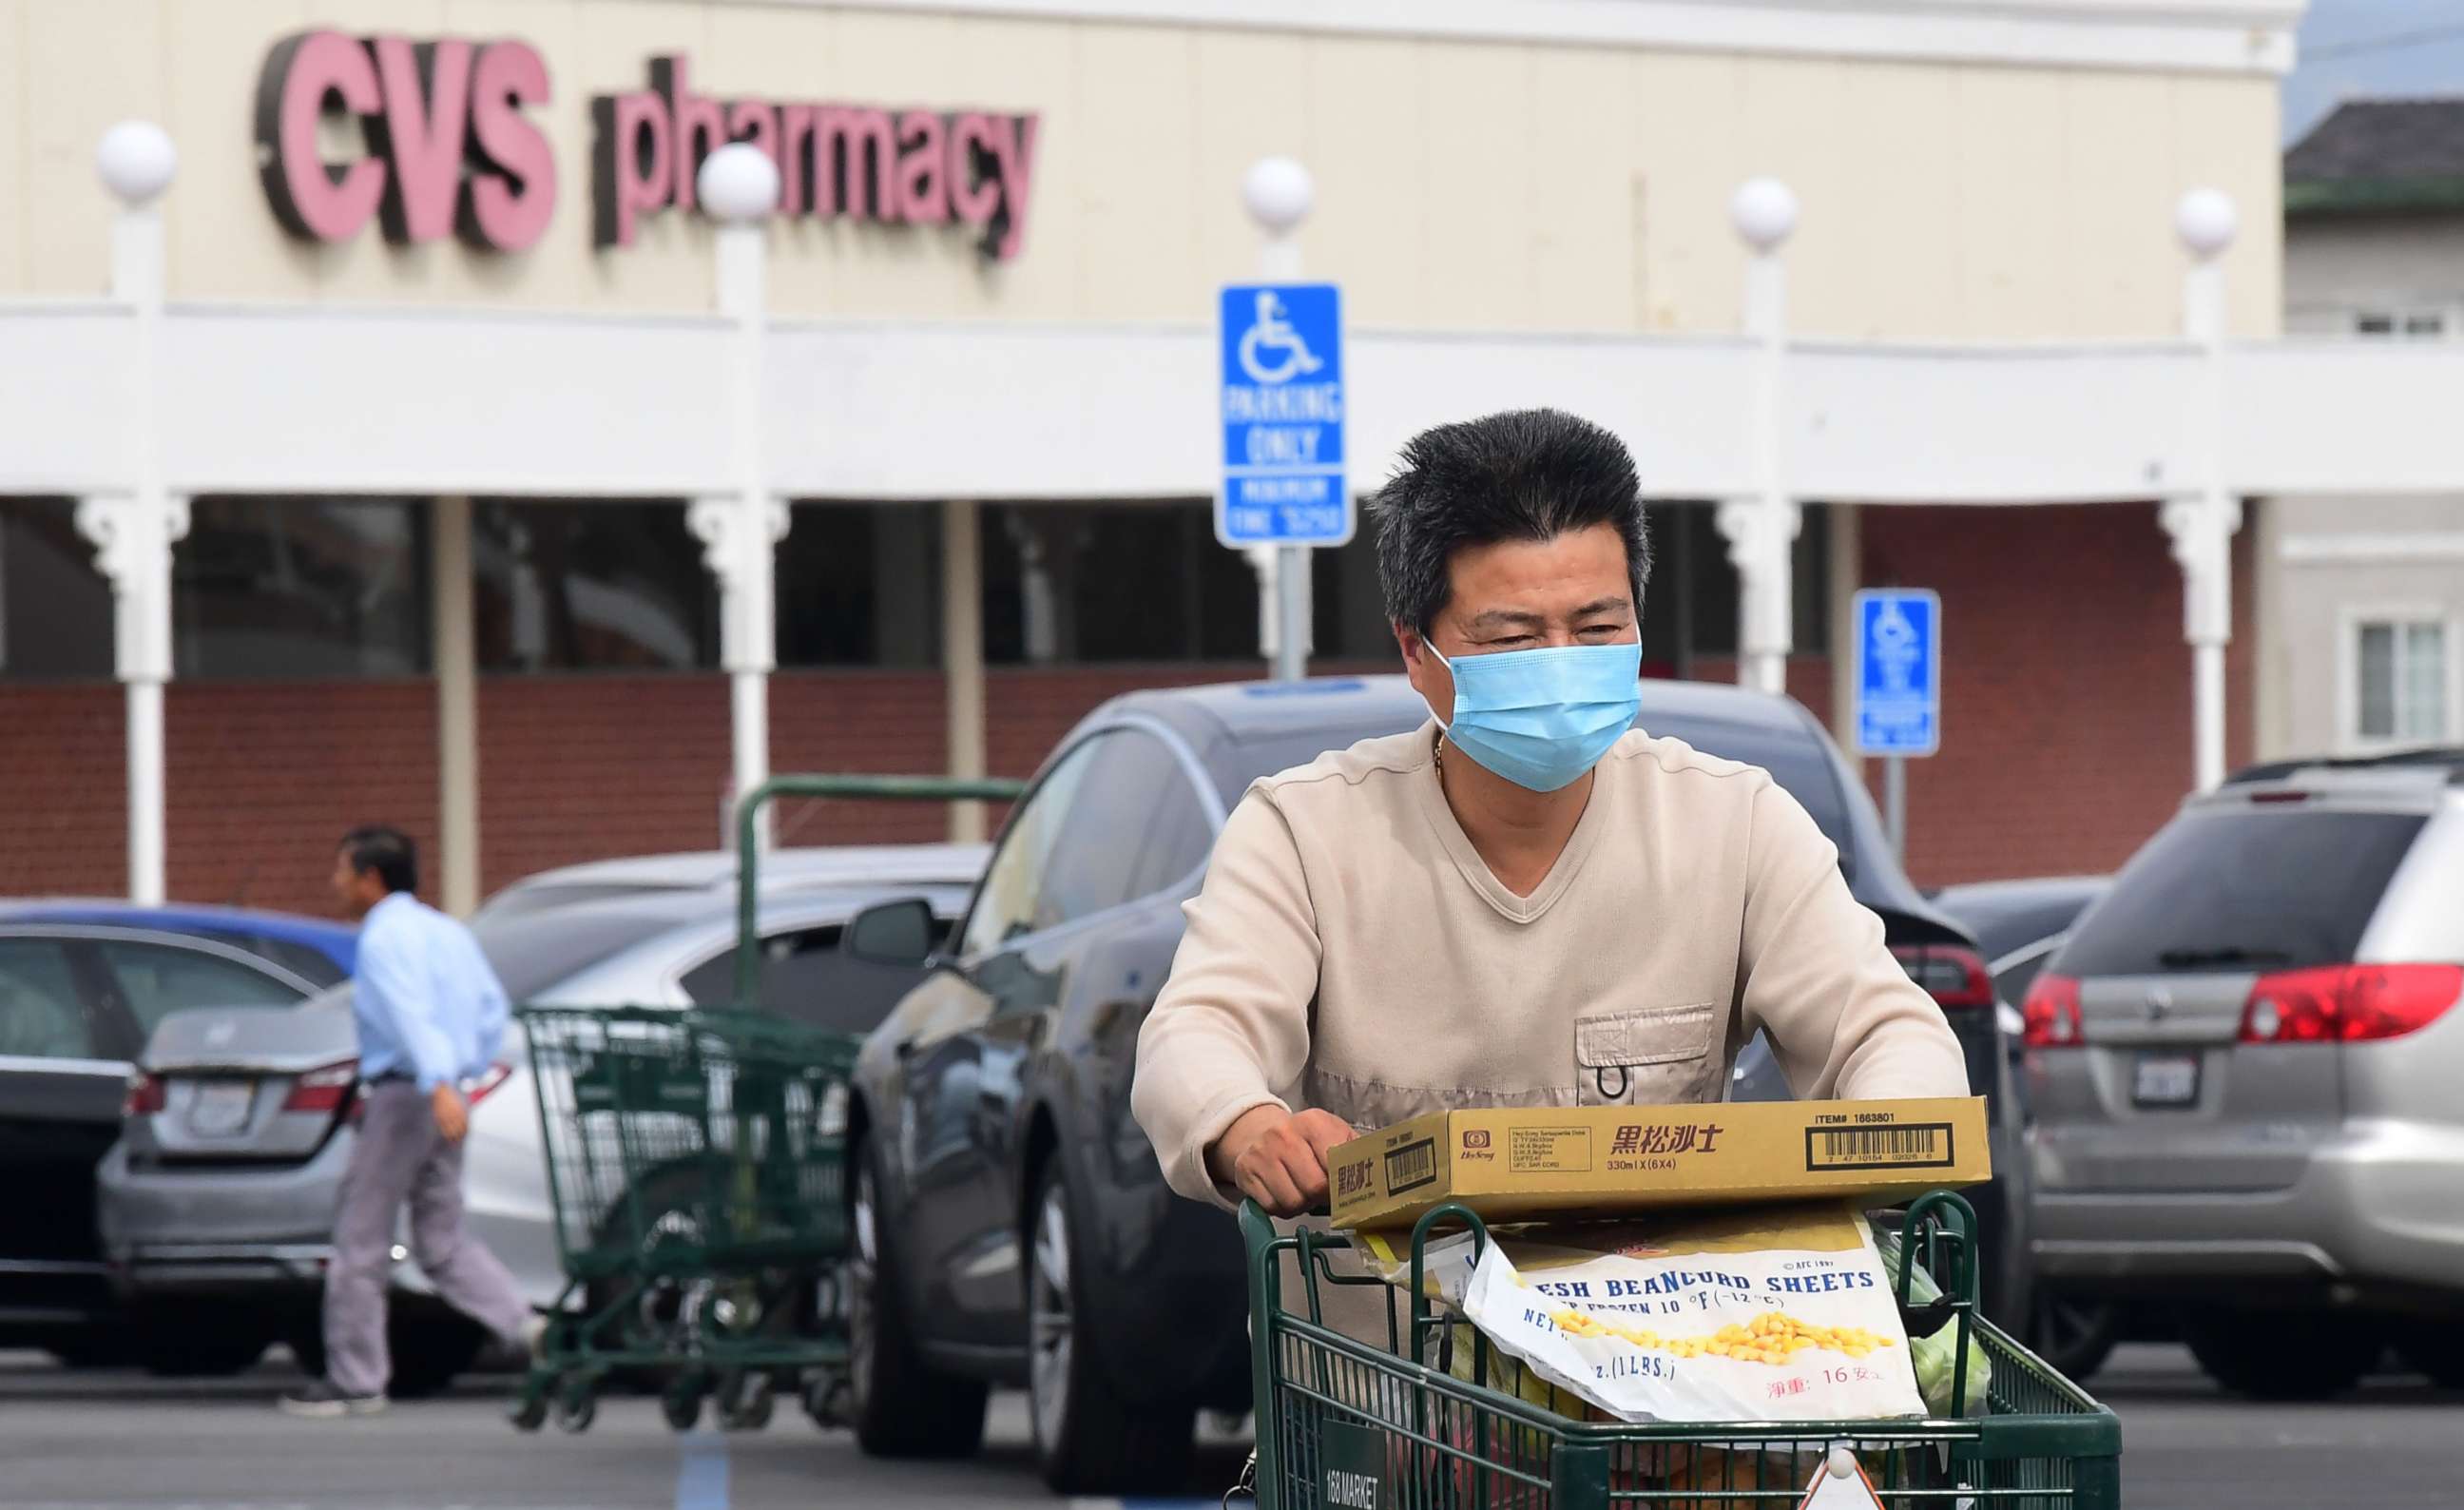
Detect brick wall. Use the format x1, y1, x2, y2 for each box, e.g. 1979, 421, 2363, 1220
9, 536, 2243, 913
0, 685, 129, 900
1854, 502, 2256, 888
166, 681, 440, 915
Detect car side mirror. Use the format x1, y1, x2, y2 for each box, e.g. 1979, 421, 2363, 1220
845, 898, 940, 969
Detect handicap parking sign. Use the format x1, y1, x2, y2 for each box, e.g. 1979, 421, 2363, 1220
1218, 282, 1349, 547
1853, 589, 1940, 757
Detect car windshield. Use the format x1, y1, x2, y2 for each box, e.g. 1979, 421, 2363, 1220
1215, 709, 1853, 857
2057, 807, 2426, 977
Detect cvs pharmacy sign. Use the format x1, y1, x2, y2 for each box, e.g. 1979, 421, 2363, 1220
254, 31, 1038, 261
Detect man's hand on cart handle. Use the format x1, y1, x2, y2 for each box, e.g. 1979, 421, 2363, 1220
1208, 1106, 1354, 1217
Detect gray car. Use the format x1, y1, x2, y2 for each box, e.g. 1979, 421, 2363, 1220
2024, 750, 2464, 1399
97, 848, 975, 1394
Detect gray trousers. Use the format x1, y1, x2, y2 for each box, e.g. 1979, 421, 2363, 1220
324, 1080, 529, 1397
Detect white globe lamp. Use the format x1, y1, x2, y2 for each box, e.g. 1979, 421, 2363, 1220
1730, 177, 1800, 254
2174, 187, 2238, 261
698, 143, 780, 223
97, 121, 178, 207
1242, 157, 1314, 238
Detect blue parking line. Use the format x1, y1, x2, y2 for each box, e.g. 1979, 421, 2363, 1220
676, 1430, 729, 1510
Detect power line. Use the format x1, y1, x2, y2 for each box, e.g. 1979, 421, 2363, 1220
2306, 20, 2464, 63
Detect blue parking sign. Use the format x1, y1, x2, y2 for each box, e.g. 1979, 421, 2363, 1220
1853, 589, 1940, 757
1218, 282, 1349, 547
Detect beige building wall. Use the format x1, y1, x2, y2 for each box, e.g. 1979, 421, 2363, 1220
2284, 214, 2464, 336
2271, 494, 2464, 758
1, 0, 2280, 339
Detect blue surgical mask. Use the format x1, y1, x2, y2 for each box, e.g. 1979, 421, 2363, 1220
1426, 640, 1644, 792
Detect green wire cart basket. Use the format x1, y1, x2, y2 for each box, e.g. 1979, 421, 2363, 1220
509, 774, 1023, 1435
1234, 1191, 2121, 1509
510, 1005, 857, 1432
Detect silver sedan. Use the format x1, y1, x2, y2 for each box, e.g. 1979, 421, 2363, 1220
96, 847, 975, 1393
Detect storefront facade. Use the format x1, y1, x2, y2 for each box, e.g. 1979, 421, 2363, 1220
7, 0, 2415, 917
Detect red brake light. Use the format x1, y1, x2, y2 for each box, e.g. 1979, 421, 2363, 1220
123, 1072, 166, 1117
467, 1062, 514, 1106
2022, 973, 2084, 1048
283, 1059, 360, 1114
2240, 964, 2463, 1044
1892, 944, 1996, 1010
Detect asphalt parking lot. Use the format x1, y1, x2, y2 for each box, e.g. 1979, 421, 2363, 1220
1, 1344, 2454, 1509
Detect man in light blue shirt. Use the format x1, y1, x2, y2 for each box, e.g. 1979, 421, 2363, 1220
282, 826, 538, 1417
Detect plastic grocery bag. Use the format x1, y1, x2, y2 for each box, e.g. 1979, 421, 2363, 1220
1439, 1203, 1926, 1423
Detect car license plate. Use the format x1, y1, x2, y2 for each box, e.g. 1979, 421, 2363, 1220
2132, 1054, 2200, 1108
187, 1079, 256, 1135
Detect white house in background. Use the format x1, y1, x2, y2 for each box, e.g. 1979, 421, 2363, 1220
2268, 100, 2464, 758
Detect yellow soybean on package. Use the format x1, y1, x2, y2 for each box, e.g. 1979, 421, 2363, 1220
1370, 1203, 1925, 1424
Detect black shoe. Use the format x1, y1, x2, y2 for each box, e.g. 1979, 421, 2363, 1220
279, 1379, 387, 1418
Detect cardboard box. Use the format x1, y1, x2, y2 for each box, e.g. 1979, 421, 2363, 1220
1328, 1096, 1991, 1231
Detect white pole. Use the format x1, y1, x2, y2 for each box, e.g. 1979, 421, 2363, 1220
1723, 178, 1800, 699
87, 122, 181, 906
694, 145, 784, 849
1245, 159, 1315, 685
942, 499, 988, 843
2168, 188, 2241, 793
126, 682, 165, 904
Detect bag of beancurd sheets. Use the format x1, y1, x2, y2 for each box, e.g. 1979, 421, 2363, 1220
1360, 1202, 1925, 1424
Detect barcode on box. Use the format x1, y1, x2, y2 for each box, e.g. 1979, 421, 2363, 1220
1804, 1123, 1954, 1171
1384, 1137, 1439, 1194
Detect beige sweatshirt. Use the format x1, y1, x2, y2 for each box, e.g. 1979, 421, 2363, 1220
1132, 724, 1968, 1210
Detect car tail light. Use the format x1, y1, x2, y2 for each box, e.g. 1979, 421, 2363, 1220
2239, 964, 2464, 1044
283, 1059, 359, 1114
2022, 973, 2085, 1048
467, 1061, 514, 1106
1892, 944, 1996, 1010
123, 1071, 166, 1117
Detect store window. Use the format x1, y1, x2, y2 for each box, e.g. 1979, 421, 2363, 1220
984, 502, 1240, 664
973, 499, 1824, 672
1637, 502, 1829, 675
176, 496, 428, 678
2354, 310, 2450, 340
0, 498, 113, 680
2348, 613, 2453, 747
777, 503, 940, 668
472, 500, 713, 671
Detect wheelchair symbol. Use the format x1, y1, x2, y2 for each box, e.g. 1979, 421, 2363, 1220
1236, 291, 1325, 385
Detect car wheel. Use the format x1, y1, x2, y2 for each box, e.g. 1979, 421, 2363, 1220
2027, 1291, 2122, 1382
2395, 1322, 2464, 1389
1028, 1165, 1196, 1496
2184, 1309, 2384, 1401
847, 1147, 988, 1460
139, 1318, 271, 1378
388, 1312, 487, 1399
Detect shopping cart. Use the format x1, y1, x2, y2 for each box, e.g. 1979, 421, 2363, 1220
509, 1005, 859, 1432
509, 773, 1023, 1434
1233, 1191, 2121, 1509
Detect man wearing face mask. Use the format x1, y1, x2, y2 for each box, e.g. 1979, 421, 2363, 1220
1132, 408, 1966, 1222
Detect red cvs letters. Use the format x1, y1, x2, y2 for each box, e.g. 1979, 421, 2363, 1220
255, 30, 556, 252
589, 56, 1038, 260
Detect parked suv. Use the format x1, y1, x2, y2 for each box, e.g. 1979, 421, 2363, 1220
840, 675, 2022, 1497
2025, 749, 2464, 1398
